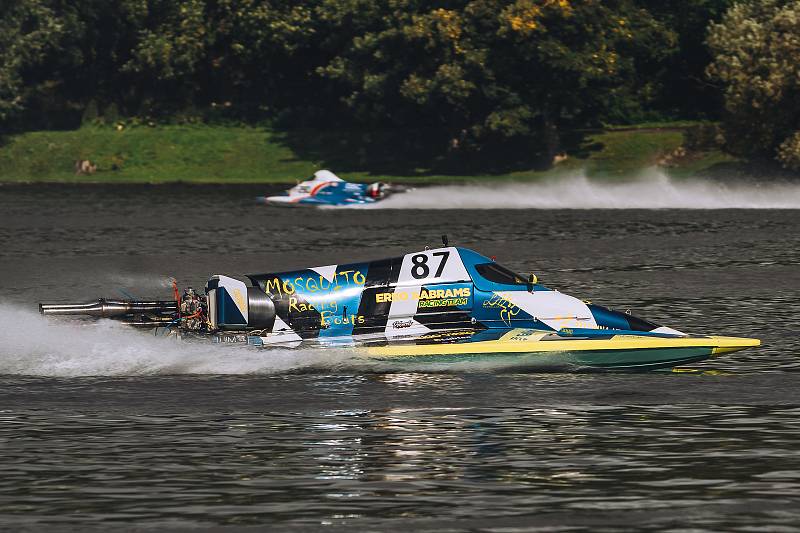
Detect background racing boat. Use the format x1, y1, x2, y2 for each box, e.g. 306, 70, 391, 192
256, 170, 407, 207
39, 244, 759, 370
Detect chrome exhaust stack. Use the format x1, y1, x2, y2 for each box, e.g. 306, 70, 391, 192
39, 299, 178, 318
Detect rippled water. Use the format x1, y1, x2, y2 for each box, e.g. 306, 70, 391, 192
0, 183, 799, 531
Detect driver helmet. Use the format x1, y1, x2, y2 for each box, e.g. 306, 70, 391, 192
367, 182, 385, 199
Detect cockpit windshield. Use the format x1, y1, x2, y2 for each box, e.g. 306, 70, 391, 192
474, 262, 526, 285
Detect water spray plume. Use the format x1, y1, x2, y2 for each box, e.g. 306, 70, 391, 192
0, 305, 569, 376
366, 169, 800, 209
0, 305, 356, 377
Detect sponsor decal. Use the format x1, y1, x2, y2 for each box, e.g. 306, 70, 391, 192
483, 293, 521, 326
375, 292, 402, 303
320, 310, 365, 326
215, 333, 248, 343
392, 319, 414, 329
263, 270, 367, 298
509, 330, 537, 341
418, 297, 468, 309
418, 330, 475, 342
420, 287, 470, 299
288, 296, 338, 314
263, 277, 296, 297
375, 287, 471, 303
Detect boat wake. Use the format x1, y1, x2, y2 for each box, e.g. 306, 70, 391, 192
0, 304, 357, 377
0, 305, 565, 376
370, 169, 800, 209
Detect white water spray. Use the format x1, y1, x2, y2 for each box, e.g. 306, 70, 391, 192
0, 304, 358, 377
371, 169, 800, 209
0, 305, 571, 377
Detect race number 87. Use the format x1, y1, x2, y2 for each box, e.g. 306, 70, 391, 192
411, 251, 450, 279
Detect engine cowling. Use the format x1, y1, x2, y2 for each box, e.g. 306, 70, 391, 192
205, 275, 276, 332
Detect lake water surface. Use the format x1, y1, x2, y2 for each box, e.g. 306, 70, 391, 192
0, 183, 798, 531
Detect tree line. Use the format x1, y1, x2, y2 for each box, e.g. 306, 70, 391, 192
2, 0, 798, 170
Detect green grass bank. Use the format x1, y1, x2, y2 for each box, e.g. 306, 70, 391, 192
0, 124, 737, 184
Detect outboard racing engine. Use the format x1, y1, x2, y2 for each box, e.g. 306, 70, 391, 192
39, 275, 277, 342
205, 275, 276, 333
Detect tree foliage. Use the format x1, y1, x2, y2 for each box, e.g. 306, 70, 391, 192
707, 0, 800, 168
310, 0, 680, 159
0, 0, 66, 122
0, 0, 739, 164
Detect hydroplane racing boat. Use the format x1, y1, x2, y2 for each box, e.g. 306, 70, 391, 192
39, 245, 760, 370
257, 170, 407, 207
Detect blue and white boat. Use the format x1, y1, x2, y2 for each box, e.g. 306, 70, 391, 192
257, 170, 405, 207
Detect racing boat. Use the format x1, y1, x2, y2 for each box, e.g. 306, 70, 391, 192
39, 245, 760, 370
257, 170, 407, 207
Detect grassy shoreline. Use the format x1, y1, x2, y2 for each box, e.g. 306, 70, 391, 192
0, 124, 738, 184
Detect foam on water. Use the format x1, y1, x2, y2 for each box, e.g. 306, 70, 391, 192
0, 305, 573, 377
369, 169, 800, 209
0, 304, 358, 377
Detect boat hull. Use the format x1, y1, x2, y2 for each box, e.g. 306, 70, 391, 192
362, 334, 760, 370
257, 195, 372, 207
256, 196, 304, 207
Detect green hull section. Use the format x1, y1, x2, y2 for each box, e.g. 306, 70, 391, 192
372, 347, 714, 371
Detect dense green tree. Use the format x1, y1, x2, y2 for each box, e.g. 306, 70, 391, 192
0, 0, 66, 125
313, 0, 675, 161
0, 0, 755, 164
118, 0, 211, 112
623, 0, 732, 122
707, 0, 800, 168
0, 0, 153, 129
204, 0, 320, 116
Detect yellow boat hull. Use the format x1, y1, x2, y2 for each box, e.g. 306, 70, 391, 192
363, 331, 760, 370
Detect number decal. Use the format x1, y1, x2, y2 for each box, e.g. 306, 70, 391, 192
432, 251, 450, 277
411, 254, 429, 279
410, 251, 450, 279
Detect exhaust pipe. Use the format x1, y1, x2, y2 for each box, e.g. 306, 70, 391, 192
39, 299, 178, 318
